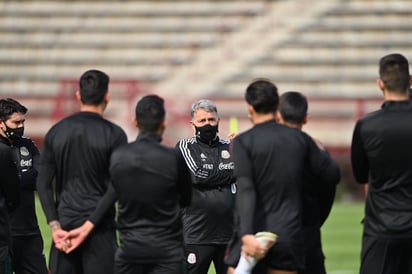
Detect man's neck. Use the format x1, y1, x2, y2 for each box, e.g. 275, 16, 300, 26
80, 104, 105, 115
252, 113, 276, 124
384, 90, 409, 101
283, 122, 302, 130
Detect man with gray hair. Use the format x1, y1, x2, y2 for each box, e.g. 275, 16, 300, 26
176, 99, 236, 274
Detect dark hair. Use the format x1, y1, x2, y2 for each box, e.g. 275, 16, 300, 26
279, 91, 308, 125
79, 69, 109, 105
135, 95, 165, 133
245, 79, 279, 113
379, 53, 410, 93
0, 98, 27, 121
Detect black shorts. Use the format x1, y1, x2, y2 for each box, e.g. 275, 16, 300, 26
185, 244, 228, 274
253, 242, 305, 273
360, 234, 412, 274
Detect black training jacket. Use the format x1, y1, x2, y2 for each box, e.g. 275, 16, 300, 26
176, 136, 235, 245
0, 135, 42, 236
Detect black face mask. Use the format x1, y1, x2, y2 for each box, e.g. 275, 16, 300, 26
5, 125, 24, 141
195, 124, 218, 143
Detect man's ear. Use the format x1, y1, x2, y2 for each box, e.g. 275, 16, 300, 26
377, 78, 385, 92
190, 120, 196, 133
275, 111, 282, 123
247, 104, 255, 122
104, 91, 111, 102
0, 119, 6, 131
160, 119, 167, 133
75, 90, 81, 102
303, 114, 308, 125
247, 104, 254, 114
133, 117, 138, 128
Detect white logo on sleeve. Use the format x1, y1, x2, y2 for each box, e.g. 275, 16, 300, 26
187, 252, 197, 264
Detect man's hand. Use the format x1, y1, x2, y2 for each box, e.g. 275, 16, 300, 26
49, 221, 71, 252
241, 234, 267, 261
64, 221, 95, 254
227, 132, 238, 141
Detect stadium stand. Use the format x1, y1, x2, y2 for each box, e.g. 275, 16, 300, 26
0, 0, 268, 145
0, 0, 412, 151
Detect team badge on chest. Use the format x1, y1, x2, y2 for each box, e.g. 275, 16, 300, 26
20, 146, 29, 157
187, 252, 197, 264
221, 150, 230, 159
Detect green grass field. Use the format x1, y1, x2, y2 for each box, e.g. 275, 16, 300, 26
322, 201, 364, 274
36, 199, 364, 274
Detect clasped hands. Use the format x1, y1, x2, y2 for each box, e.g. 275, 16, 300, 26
50, 221, 95, 254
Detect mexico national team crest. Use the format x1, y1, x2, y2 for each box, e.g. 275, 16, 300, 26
221, 150, 230, 159
20, 146, 29, 156
187, 252, 196, 264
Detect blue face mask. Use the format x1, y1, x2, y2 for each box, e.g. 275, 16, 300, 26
195, 124, 218, 143
5, 125, 24, 141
